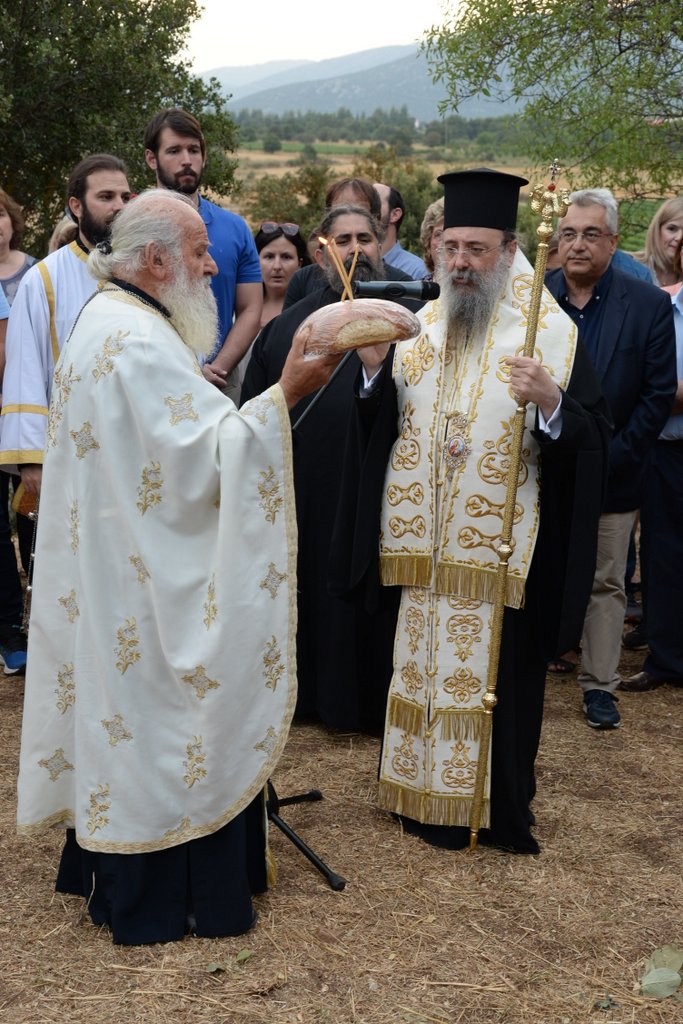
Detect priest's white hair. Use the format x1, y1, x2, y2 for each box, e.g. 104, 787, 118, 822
88, 189, 193, 280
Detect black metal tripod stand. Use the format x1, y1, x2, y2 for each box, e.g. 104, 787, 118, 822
262, 351, 355, 894
266, 781, 346, 891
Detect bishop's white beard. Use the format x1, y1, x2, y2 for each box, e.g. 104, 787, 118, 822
160, 266, 219, 358
436, 252, 511, 337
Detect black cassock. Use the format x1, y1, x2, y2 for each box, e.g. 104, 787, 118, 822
328, 339, 611, 852
242, 286, 411, 733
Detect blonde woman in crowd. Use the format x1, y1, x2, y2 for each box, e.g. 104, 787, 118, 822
419, 197, 444, 281
635, 197, 683, 286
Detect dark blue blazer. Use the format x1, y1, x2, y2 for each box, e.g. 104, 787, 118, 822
545, 268, 676, 512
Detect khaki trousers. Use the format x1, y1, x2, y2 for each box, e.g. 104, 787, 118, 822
578, 510, 637, 694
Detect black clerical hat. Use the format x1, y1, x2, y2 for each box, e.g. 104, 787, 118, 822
437, 168, 529, 231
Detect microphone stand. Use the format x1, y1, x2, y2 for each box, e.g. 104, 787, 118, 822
266, 782, 346, 891
291, 350, 354, 431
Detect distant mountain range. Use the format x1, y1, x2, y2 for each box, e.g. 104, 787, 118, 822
203, 46, 522, 122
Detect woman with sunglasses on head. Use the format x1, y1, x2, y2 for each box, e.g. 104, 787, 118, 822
254, 221, 310, 328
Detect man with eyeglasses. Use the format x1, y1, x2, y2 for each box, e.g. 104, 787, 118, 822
332, 169, 611, 853
144, 108, 262, 404
545, 188, 676, 729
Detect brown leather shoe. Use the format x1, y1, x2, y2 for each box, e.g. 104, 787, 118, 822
618, 671, 665, 692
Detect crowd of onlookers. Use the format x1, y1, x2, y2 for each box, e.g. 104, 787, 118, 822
1, 117, 681, 736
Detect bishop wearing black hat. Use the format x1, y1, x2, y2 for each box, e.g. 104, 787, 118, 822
331, 168, 611, 854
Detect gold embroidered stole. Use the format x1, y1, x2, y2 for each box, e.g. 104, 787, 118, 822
377, 250, 577, 827
380, 249, 577, 609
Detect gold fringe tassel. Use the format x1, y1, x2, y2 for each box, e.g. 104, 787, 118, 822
388, 693, 425, 736
378, 779, 490, 829
380, 553, 433, 587
435, 708, 484, 742
434, 563, 526, 610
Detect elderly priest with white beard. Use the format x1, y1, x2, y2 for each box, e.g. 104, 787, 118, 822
331, 169, 612, 854
16, 190, 341, 945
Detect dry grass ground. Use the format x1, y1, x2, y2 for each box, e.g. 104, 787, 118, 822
0, 640, 681, 1024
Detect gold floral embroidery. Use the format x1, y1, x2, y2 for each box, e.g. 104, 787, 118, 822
400, 660, 424, 697
260, 563, 287, 599
55, 663, 75, 714
510, 272, 555, 332
38, 747, 74, 781
69, 500, 80, 554
258, 467, 282, 524
465, 494, 522, 523
401, 336, 435, 386
387, 482, 424, 506
47, 362, 81, 448
92, 331, 128, 380
102, 713, 133, 746
203, 577, 217, 629
408, 587, 427, 605
182, 665, 219, 700
405, 606, 425, 655
241, 394, 274, 425
442, 667, 483, 704
441, 740, 477, 791
423, 304, 439, 325
183, 736, 207, 788
163, 817, 192, 842
58, 589, 79, 623
262, 636, 284, 691
164, 392, 198, 425
114, 617, 141, 674
86, 783, 111, 834
446, 596, 483, 611
254, 726, 277, 756
478, 421, 529, 487
70, 421, 100, 459
391, 732, 419, 780
391, 400, 421, 472
446, 613, 483, 662
389, 515, 426, 539
129, 554, 150, 583
389, 439, 421, 473
136, 460, 162, 515
458, 525, 511, 555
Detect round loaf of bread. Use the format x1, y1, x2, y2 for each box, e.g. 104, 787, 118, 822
294, 298, 420, 355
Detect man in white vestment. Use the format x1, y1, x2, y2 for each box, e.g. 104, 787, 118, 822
334, 169, 611, 853
16, 190, 340, 944
0, 154, 131, 494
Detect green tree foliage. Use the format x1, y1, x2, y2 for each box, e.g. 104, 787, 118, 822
245, 162, 334, 237
245, 146, 441, 253
262, 132, 282, 154
0, 0, 239, 252
236, 106, 417, 147
353, 147, 441, 254
237, 108, 530, 163
424, 0, 683, 203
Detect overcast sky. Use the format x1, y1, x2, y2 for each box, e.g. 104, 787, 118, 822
185, 0, 450, 72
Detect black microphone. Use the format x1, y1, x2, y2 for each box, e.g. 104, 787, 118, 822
353, 280, 440, 301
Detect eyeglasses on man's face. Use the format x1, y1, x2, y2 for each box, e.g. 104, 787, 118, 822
558, 229, 614, 245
